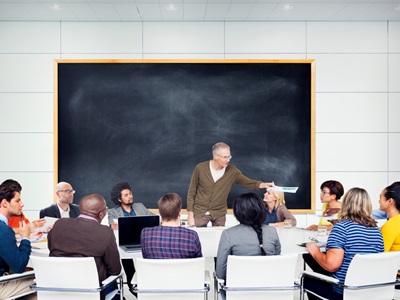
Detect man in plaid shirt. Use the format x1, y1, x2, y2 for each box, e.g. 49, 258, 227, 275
141, 193, 202, 259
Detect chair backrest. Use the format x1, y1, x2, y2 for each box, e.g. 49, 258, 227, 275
225, 254, 299, 300
30, 256, 101, 300
0, 270, 36, 300
343, 252, 400, 300
134, 257, 206, 300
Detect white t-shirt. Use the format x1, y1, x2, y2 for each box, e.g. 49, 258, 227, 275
210, 161, 225, 183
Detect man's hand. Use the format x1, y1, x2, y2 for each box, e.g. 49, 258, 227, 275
32, 218, 46, 228
187, 211, 195, 227
19, 220, 32, 239
110, 222, 118, 230
259, 181, 274, 189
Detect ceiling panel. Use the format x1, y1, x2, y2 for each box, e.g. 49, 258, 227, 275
113, 3, 142, 19
183, 3, 207, 20
0, 1, 398, 21
225, 3, 253, 19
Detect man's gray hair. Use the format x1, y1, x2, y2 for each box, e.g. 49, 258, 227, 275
212, 142, 230, 155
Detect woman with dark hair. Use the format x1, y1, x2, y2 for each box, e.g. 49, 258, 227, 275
307, 180, 344, 231
303, 187, 384, 300
215, 192, 281, 281
379, 182, 400, 252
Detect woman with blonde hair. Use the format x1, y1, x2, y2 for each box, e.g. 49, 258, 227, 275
303, 187, 384, 300
263, 189, 297, 227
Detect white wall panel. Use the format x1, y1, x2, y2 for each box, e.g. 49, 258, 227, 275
61, 22, 142, 53
0, 54, 57, 92
389, 133, 400, 171
389, 54, 400, 92
0, 134, 53, 172
61, 53, 143, 59
0, 172, 54, 211
0, 20, 397, 220
313, 54, 387, 92
316, 133, 387, 171
316, 93, 387, 132
225, 22, 306, 53
143, 22, 224, 53
305, 214, 321, 227
0, 22, 60, 53
307, 22, 387, 53
225, 53, 307, 59
389, 21, 400, 53
142, 53, 225, 59
316, 172, 388, 211
0, 93, 53, 132
389, 172, 400, 183
389, 93, 400, 132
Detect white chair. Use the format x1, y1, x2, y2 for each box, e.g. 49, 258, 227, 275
30, 256, 123, 300
214, 254, 300, 300
300, 251, 400, 300
132, 257, 210, 300
0, 270, 36, 300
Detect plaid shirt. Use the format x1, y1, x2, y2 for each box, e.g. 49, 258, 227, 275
141, 226, 202, 259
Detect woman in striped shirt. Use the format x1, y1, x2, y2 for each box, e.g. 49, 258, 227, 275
303, 187, 384, 300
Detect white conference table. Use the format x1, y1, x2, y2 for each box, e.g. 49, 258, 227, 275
31, 226, 323, 259
116, 226, 324, 258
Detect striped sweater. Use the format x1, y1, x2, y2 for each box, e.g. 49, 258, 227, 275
326, 219, 384, 294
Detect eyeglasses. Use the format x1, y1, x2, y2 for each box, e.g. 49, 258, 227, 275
58, 189, 75, 194
100, 206, 108, 213
216, 154, 232, 160
320, 190, 330, 195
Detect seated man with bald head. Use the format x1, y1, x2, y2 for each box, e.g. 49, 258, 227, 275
40, 181, 80, 218
48, 194, 121, 299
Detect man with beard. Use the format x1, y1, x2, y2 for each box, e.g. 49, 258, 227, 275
108, 181, 154, 295
0, 180, 36, 299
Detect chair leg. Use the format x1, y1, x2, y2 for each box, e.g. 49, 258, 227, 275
118, 276, 124, 300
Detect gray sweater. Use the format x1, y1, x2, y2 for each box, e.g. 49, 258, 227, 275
216, 224, 281, 280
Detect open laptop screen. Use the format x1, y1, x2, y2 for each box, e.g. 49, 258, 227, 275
118, 215, 160, 250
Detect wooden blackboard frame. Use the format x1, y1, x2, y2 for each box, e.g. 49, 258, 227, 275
54, 59, 316, 213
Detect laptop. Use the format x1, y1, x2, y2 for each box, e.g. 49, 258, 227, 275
118, 215, 160, 252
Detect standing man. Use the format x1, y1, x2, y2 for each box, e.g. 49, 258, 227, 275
108, 181, 154, 295
39, 181, 80, 218
187, 142, 274, 227
0, 180, 36, 300
48, 194, 121, 299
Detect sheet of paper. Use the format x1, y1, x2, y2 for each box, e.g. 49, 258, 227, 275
268, 185, 298, 193
36, 216, 59, 232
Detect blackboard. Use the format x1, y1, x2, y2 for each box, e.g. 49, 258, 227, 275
56, 60, 315, 212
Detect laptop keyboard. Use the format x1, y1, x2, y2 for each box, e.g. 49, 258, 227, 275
122, 245, 142, 252
126, 245, 141, 249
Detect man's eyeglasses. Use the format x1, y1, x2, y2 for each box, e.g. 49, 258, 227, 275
100, 206, 109, 214
58, 189, 75, 194
216, 154, 232, 160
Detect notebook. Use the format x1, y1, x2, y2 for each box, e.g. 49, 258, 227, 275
118, 215, 160, 252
